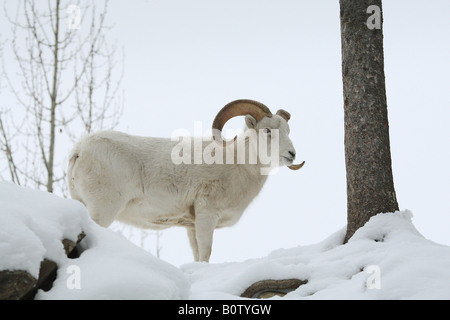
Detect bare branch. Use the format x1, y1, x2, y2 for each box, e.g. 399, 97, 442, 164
1, 0, 123, 195
0, 113, 21, 185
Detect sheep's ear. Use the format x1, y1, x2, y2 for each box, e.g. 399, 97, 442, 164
245, 115, 257, 129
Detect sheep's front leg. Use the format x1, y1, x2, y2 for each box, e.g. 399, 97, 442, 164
186, 227, 199, 261
194, 212, 219, 262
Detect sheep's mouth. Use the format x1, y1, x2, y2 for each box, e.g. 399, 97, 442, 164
282, 156, 295, 163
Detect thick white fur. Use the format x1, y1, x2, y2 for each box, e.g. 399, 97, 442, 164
68, 114, 296, 261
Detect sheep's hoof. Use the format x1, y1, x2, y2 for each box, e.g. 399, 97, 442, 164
240, 279, 307, 299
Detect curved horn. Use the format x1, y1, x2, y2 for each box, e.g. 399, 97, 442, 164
212, 99, 272, 145
288, 161, 305, 171
276, 109, 291, 122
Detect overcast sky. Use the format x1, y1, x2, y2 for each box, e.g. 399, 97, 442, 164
1, 0, 449, 266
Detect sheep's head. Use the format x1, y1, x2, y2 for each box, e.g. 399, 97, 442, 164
212, 99, 305, 171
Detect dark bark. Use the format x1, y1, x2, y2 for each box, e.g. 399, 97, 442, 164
339, 0, 399, 243
240, 279, 307, 298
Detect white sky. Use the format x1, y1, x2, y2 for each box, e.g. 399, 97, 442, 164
1, 0, 449, 266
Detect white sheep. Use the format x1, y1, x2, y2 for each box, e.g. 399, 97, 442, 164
68, 99, 304, 262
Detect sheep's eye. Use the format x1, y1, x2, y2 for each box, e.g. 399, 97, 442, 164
263, 128, 271, 134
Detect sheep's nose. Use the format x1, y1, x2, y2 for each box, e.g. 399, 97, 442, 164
288, 151, 296, 159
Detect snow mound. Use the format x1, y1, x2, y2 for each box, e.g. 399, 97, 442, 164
2, 181, 450, 299
0, 182, 87, 278
0, 182, 189, 299
183, 211, 450, 299
37, 226, 189, 300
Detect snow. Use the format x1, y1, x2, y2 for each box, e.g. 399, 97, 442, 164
184, 211, 450, 300
0, 182, 189, 299
0, 182, 87, 278
38, 226, 189, 300
1, 181, 450, 299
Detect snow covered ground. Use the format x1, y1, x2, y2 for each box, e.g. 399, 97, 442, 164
1, 181, 450, 300
0, 182, 188, 300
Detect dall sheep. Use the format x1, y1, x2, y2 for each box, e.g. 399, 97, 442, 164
68, 99, 304, 262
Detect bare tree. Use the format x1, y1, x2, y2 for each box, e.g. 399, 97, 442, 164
140, 230, 163, 259
0, 39, 23, 185
0, 111, 21, 184
111, 223, 163, 259
0, 0, 123, 194
68, 2, 124, 138
339, 0, 399, 242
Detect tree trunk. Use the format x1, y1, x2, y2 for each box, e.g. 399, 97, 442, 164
46, 0, 61, 194
339, 0, 399, 243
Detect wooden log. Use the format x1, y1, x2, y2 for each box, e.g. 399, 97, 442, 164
240, 279, 307, 299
